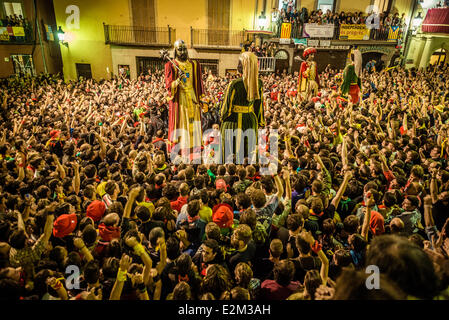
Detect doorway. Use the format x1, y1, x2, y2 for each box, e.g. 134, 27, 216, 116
75, 63, 92, 79
274, 49, 289, 74
361, 52, 386, 72
430, 48, 447, 66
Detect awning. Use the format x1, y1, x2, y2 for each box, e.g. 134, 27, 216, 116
422, 7, 449, 34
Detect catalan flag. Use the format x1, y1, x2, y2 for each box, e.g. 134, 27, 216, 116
280, 23, 292, 38
388, 26, 400, 42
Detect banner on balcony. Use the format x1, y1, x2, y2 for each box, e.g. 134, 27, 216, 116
0, 27, 9, 41
302, 23, 334, 38
339, 24, 370, 40
387, 26, 400, 42
280, 23, 292, 38
12, 27, 25, 37
293, 38, 307, 46
2, 26, 25, 38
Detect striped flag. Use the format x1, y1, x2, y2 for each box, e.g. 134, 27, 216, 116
280, 23, 292, 38
388, 26, 400, 41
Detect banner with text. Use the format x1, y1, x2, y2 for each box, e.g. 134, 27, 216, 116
0, 26, 25, 41
339, 24, 370, 40
0, 27, 9, 41
302, 23, 334, 38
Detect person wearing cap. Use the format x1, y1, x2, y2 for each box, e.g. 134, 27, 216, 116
212, 202, 234, 236
297, 47, 319, 101
86, 200, 106, 224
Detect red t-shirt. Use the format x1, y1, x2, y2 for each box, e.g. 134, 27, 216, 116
171, 196, 188, 213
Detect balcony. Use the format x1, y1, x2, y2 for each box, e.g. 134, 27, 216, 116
103, 24, 175, 47
0, 25, 34, 44
191, 28, 244, 50
258, 57, 276, 73
273, 23, 402, 46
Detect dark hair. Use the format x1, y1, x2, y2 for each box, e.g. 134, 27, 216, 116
333, 268, 406, 299
84, 260, 100, 284
149, 227, 165, 247
8, 229, 26, 249
166, 236, 181, 261
366, 235, 439, 299
287, 214, 304, 232
273, 260, 295, 287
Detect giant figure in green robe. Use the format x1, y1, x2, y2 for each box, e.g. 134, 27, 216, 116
220, 52, 265, 164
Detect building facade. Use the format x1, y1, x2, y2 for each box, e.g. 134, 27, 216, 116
0, 0, 62, 78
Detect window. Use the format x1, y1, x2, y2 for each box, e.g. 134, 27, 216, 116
3, 1, 24, 18
373, 0, 392, 13
316, 0, 335, 13
136, 56, 164, 76
11, 54, 35, 76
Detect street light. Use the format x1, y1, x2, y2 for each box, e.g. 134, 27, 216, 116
57, 26, 68, 47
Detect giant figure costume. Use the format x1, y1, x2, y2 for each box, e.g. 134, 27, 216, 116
340, 48, 362, 104
220, 52, 265, 164
298, 47, 319, 100
165, 39, 204, 161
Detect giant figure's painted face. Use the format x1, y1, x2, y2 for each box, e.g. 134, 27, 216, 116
174, 40, 188, 61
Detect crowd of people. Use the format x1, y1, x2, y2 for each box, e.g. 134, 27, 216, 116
0, 53, 449, 300
271, 5, 406, 40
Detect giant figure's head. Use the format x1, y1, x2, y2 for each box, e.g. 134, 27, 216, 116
174, 39, 188, 61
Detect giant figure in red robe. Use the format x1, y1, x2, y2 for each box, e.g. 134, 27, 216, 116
165, 39, 204, 162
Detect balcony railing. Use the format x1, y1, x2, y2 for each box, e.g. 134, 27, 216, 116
258, 57, 276, 72
104, 24, 175, 47
0, 25, 34, 44
275, 22, 402, 43
191, 28, 244, 48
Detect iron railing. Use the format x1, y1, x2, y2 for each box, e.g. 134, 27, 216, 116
104, 24, 175, 46
191, 28, 244, 48
258, 57, 276, 72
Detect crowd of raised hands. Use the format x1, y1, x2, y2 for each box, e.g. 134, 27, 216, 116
0, 60, 449, 300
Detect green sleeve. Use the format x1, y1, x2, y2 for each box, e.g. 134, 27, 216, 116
220, 81, 235, 123
253, 79, 266, 127
272, 200, 291, 228
341, 64, 356, 95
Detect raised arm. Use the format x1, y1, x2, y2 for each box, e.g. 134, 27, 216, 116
94, 132, 106, 161
361, 194, 375, 241
52, 154, 66, 180
123, 187, 141, 219
73, 237, 94, 262
302, 231, 329, 285
72, 162, 80, 195
331, 171, 352, 208
110, 254, 132, 300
